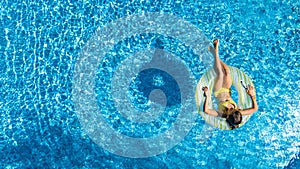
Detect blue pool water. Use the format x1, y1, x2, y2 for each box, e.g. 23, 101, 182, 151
1, 0, 299, 168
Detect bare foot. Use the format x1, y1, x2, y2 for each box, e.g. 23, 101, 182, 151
208, 39, 219, 54
213, 39, 219, 49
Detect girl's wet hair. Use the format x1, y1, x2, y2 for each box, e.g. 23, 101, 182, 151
226, 110, 243, 130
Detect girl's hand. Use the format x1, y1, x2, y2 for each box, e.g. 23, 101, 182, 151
246, 85, 255, 97
202, 86, 208, 97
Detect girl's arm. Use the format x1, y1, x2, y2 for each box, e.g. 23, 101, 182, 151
202, 87, 219, 117
240, 85, 258, 115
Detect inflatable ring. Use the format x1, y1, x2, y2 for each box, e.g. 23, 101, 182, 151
195, 66, 255, 130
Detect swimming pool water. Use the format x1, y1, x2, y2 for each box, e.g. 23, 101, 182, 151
1, 0, 299, 168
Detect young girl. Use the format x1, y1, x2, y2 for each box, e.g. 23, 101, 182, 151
202, 39, 258, 129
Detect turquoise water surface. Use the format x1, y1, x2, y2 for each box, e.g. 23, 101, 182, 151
1, 0, 299, 168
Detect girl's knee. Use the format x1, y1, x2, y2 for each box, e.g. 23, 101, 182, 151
222, 67, 230, 75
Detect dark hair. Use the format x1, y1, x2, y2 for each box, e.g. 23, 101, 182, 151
226, 111, 243, 130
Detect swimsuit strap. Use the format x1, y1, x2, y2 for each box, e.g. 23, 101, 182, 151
227, 99, 237, 108
218, 99, 237, 112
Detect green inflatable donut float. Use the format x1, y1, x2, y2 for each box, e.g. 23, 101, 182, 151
195, 66, 255, 130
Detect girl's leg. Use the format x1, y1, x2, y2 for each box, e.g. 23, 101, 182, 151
209, 39, 223, 91
220, 60, 232, 89
209, 39, 233, 90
